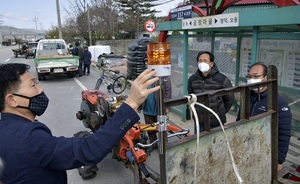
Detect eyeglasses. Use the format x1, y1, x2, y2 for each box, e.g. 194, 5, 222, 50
245, 74, 264, 79
198, 59, 210, 63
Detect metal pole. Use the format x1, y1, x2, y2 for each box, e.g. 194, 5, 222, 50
0, 15, 3, 47
56, 0, 63, 39
157, 77, 167, 184
87, 3, 92, 46
33, 16, 38, 40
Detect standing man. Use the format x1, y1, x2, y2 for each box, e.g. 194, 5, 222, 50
72, 41, 84, 77
140, 76, 172, 146
68, 44, 74, 55
83, 46, 92, 76
187, 51, 234, 133
0, 63, 160, 183
236, 63, 292, 171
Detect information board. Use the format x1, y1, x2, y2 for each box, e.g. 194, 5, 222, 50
240, 38, 300, 89
182, 13, 239, 29
170, 5, 192, 21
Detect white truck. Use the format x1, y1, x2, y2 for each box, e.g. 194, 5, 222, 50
34, 39, 79, 80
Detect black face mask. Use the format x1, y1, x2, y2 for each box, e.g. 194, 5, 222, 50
13, 92, 49, 116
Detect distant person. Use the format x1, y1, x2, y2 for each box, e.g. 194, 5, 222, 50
68, 44, 74, 55
0, 63, 160, 183
21, 43, 28, 53
236, 63, 292, 171
72, 41, 84, 77
187, 51, 234, 133
83, 46, 92, 76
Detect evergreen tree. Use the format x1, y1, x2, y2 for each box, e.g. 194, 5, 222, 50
115, 0, 170, 38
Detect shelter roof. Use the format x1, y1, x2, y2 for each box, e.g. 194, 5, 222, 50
234, 0, 272, 5
196, 0, 272, 7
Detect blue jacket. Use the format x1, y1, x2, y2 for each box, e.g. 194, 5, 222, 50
83, 50, 92, 65
0, 103, 139, 184
142, 77, 172, 116
237, 90, 292, 164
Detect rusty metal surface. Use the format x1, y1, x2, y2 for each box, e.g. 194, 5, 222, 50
166, 115, 273, 184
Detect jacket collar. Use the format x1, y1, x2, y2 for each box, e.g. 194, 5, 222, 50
250, 89, 268, 102
0, 112, 33, 122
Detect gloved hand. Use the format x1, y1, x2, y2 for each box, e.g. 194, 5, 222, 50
125, 69, 160, 111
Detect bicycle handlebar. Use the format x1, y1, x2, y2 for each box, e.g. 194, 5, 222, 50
101, 67, 120, 75
136, 128, 190, 148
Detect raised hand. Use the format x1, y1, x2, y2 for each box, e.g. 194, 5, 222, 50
125, 69, 160, 111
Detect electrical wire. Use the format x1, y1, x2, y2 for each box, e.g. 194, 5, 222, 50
185, 94, 243, 184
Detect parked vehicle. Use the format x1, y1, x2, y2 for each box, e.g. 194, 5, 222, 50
26, 41, 38, 58
12, 43, 28, 58
34, 39, 79, 80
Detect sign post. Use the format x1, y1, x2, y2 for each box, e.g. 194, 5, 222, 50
144, 19, 156, 33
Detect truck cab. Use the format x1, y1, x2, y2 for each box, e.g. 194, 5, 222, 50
26, 41, 38, 58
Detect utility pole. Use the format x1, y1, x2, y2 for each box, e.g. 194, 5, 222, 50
56, 0, 63, 39
0, 15, 3, 47
33, 16, 38, 40
87, 3, 92, 46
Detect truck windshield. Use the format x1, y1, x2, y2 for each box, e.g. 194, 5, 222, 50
41, 42, 66, 50
28, 42, 38, 48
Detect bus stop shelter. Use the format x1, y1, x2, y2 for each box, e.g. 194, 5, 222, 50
155, 0, 300, 171
157, 0, 300, 120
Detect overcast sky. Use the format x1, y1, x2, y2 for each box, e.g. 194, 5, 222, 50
0, 0, 182, 31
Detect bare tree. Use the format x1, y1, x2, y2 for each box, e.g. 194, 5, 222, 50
47, 0, 184, 42
90, 0, 120, 40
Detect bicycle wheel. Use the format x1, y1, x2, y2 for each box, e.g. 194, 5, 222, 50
112, 76, 127, 94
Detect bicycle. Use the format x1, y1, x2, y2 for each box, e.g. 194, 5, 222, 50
95, 67, 128, 94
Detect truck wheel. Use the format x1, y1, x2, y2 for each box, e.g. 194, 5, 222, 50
67, 72, 75, 78
15, 52, 18, 58
25, 54, 28, 59
38, 74, 44, 81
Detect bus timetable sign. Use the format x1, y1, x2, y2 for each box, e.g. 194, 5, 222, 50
170, 5, 192, 21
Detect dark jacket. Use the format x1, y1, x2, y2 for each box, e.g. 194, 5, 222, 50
72, 46, 83, 61
142, 76, 172, 116
0, 103, 139, 184
83, 50, 92, 65
236, 90, 292, 164
187, 64, 234, 128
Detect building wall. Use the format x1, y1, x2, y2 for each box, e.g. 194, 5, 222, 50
96, 39, 133, 56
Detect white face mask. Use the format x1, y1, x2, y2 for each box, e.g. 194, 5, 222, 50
198, 62, 210, 73
247, 78, 263, 92
247, 78, 262, 84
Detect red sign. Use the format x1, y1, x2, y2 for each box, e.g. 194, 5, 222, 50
144, 19, 156, 33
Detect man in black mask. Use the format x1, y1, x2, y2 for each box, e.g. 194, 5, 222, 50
0, 63, 160, 184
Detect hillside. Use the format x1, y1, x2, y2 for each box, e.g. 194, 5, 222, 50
0, 25, 38, 36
